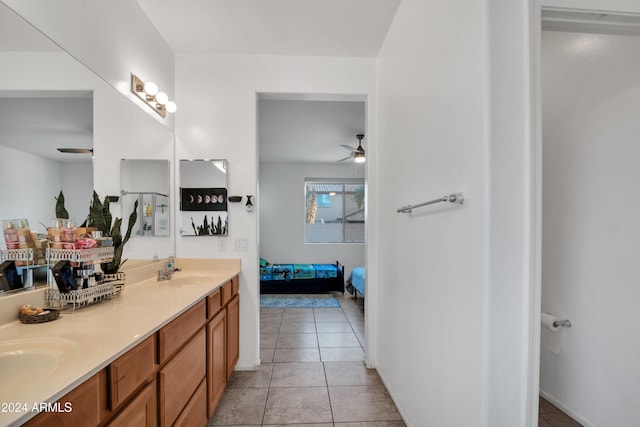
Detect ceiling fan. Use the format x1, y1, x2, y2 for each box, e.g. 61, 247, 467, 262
337, 134, 365, 163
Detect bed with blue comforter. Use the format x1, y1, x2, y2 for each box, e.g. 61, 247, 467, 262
260, 260, 345, 294
346, 267, 365, 299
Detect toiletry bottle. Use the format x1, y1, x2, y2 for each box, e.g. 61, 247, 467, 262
3, 220, 18, 248
167, 253, 175, 271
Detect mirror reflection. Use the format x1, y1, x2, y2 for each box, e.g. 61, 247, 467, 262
0, 3, 176, 297
179, 159, 228, 236
0, 4, 96, 294
121, 159, 170, 237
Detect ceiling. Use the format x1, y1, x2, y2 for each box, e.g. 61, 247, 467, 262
258, 99, 365, 164
0, 5, 93, 163
0, 92, 93, 162
137, 0, 401, 57
135, 1, 386, 164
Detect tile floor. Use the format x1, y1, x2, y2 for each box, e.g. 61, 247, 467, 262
539, 397, 583, 427
207, 293, 406, 426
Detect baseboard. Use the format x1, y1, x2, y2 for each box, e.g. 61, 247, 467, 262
539, 390, 596, 427
374, 366, 411, 426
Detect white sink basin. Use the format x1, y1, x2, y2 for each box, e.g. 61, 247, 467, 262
0, 338, 79, 394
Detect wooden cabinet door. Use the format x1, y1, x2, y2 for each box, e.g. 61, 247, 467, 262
23, 371, 104, 427
159, 328, 206, 427
207, 309, 226, 418
109, 335, 155, 410
107, 381, 156, 427
173, 379, 207, 427
226, 294, 240, 380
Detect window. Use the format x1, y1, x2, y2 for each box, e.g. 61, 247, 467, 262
305, 180, 364, 243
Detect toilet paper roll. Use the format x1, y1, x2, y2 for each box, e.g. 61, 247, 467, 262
541, 313, 562, 331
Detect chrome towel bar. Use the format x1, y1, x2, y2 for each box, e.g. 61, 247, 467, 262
397, 193, 464, 213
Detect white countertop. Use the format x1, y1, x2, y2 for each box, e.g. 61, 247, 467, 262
0, 259, 240, 427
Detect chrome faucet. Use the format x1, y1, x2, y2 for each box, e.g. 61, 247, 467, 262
157, 266, 182, 281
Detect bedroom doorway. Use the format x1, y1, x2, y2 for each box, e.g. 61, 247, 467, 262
257, 93, 368, 362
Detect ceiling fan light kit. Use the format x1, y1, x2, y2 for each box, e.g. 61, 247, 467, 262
338, 134, 366, 163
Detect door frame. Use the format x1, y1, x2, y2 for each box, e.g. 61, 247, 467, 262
528, 1, 640, 425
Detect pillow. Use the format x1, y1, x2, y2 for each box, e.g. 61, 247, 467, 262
260, 258, 269, 267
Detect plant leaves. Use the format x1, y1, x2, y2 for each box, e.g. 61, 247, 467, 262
55, 191, 69, 219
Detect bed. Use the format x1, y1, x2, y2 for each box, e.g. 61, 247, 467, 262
260, 260, 345, 294
346, 267, 365, 299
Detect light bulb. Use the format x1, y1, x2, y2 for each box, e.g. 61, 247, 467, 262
165, 101, 177, 113
155, 91, 168, 105
143, 81, 158, 96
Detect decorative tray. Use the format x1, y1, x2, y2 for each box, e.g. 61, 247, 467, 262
18, 308, 60, 324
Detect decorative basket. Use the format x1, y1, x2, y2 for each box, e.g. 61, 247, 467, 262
18, 309, 60, 324
102, 272, 125, 296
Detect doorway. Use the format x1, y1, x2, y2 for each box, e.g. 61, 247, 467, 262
535, 7, 640, 426
256, 93, 369, 361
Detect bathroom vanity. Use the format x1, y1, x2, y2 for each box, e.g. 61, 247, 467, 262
0, 259, 240, 427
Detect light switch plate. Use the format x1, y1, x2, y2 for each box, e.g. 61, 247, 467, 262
234, 237, 248, 251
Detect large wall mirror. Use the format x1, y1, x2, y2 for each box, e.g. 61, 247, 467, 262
179, 159, 228, 236
0, 4, 175, 296
121, 159, 170, 237
0, 4, 96, 294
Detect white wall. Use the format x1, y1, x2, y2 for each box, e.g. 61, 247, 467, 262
259, 162, 364, 274
60, 162, 93, 224
0, 48, 175, 260
1, 0, 175, 128
375, 1, 488, 425
175, 53, 376, 370
0, 145, 60, 231
540, 30, 640, 427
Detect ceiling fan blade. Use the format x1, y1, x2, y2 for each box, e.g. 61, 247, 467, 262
57, 148, 93, 154
336, 155, 353, 162
340, 144, 356, 151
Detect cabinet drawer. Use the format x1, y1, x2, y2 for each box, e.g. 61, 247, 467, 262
231, 275, 239, 296
24, 370, 104, 427
221, 280, 232, 306
159, 328, 206, 427
109, 336, 155, 410
158, 299, 206, 363
173, 379, 207, 427
106, 381, 156, 427
207, 288, 222, 318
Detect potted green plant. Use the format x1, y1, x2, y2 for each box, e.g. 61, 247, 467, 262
86, 191, 138, 275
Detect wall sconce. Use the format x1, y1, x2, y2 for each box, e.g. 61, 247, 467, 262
245, 195, 254, 212
131, 74, 177, 118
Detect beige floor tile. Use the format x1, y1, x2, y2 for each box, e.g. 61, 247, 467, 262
324, 361, 383, 387
266, 424, 333, 427
314, 309, 348, 322
273, 347, 321, 363
261, 333, 278, 349
276, 333, 318, 348
320, 347, 365, 362
335, 422, 406, 427
279, 321, 317, 334
282, 308, 315, 323
260, 347, 275, 363
208, 388, 268, 425
263, 387, 333, 425
270, 362, 327, 387
261, 320, 281, 334
329, 386, 403, 423
316, 321, 354, 333
318, 332, 361, 348
226, 364, 273, 388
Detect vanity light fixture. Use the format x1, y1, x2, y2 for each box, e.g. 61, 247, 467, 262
131, 74, 177, 118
